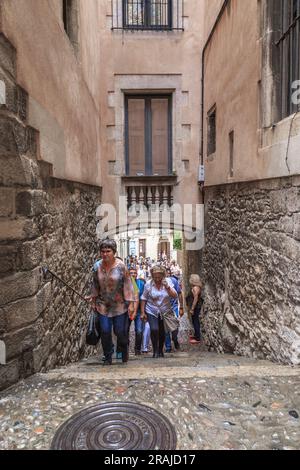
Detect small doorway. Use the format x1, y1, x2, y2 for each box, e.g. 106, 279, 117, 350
157, 239, 170, 260
139, 239, 146, 258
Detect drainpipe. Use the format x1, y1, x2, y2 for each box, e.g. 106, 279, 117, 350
200, 0, 230, 169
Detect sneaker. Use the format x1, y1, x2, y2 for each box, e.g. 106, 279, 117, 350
165, 349, 172, 353
122, 351, 129, 363
116, 352, 123, 360
190, 338, 201, 344
103, 345, 115, 361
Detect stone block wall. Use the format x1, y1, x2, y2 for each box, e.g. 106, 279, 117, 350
0, 34, 102, 390
202, 178, 300, 365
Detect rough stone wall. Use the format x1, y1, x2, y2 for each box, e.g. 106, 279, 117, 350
202, 178, 300, 365
0, 34, 102, 390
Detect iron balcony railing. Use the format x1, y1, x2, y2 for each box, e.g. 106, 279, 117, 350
111, 0, 184, 31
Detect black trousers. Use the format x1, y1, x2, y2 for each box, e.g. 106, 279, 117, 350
192, 306, 201, 341
147, 314, 165, 354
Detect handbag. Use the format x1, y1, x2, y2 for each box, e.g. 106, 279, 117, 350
86, 310, 101, 346
162, 310, 180, 333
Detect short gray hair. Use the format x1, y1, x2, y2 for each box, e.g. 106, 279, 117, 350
99, 238, 117, 254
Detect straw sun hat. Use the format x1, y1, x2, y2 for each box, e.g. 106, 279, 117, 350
189, 274, 202, 287
150, 265, 166, 277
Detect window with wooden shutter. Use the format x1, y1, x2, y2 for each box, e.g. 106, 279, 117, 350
152, 98, 169, 175
125, 95, 172, 176
127, 99, 146, 176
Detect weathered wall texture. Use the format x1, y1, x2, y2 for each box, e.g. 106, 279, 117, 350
203, 0, 224, 37
0, 34, 102, 390
0, 0, 102, 186
203, 0, 300, 186
203, 0, 261, 186
202, 177, 300, 365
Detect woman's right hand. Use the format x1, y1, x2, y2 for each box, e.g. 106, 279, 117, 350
85, 296, 96, 309
141, 313, 147, 322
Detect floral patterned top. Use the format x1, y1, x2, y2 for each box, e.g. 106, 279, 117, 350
91, 259, 135, 318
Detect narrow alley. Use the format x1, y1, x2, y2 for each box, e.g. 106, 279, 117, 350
1, 0, 300, 453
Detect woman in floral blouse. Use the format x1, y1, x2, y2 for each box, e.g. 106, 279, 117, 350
91, 239, 135, 365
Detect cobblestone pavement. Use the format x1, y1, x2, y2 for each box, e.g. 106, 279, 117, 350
0, 350, 299, 450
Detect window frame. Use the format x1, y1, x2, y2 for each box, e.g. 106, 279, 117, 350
62, 0, 79, 54
125, 94, 173, 177
122, 0, 173, 31
207, 105, 217, 157
63, 0, 69, 35
275, 0, 300, 119
229, 130, 234, 178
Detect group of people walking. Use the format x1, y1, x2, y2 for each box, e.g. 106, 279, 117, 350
88, 238, 203, 366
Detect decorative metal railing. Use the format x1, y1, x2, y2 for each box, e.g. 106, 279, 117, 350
111, 0, 184, 31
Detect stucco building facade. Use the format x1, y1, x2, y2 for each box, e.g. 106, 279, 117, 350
202, 0, 300, 364
0, 0, 103, 390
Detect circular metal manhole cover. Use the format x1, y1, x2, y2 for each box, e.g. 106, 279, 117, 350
51, 402, 177, 450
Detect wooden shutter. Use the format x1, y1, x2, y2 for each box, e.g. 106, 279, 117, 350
151, 98, 169, 175
128, 99, 145, 176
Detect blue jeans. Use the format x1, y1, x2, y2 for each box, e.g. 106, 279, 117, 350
165, 306, 179, 351
99, 312, 129, 359
142, 322, 150, 352
128, 311, 144, 353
